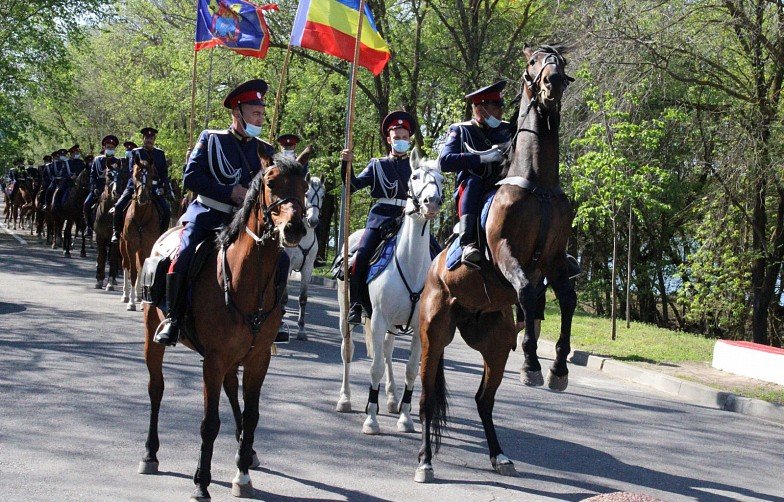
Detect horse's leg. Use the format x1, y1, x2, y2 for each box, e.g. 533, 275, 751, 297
63, 220, 72, 257
223, 364, 260, 468
232, 351, 270, 498
547, 271, 576, 391
362, 314, 388, 435
139, 306, 165, 474
191, 359, 223, 502
296, 265, 309, 340
127, 258, 137, 311
95, 238, 106, 289
108, 241, 119, 288
122, 267, 131, 303
397, 320, 422, 433
383, 330, 398, 413
80, 221, 86, 257
474, 310, 517, 476
416, 283, 455, 483
336, 279, 354, 412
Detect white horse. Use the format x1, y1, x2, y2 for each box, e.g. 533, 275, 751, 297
284, 175, 325, 340
336, 158, 444, 435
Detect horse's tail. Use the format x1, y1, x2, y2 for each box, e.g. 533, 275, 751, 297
428, 353, 449, 454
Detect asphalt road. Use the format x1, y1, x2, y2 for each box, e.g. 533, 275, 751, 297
1, 222, 782, 502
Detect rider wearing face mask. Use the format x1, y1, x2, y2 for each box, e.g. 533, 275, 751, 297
339, 110, 420, 324
153, 79, 286, 347
84, 136, 119, 233
111, 127, 172, 243
438, 80, 511, 268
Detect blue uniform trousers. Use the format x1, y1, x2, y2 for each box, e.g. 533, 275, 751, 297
83, 190, 98, 228
458, 174, 486, 218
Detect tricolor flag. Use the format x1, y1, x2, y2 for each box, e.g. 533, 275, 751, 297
290, 0, 390, 76
195, 0, 276, 58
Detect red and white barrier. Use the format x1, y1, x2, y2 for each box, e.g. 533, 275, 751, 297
712, 340, 784, 386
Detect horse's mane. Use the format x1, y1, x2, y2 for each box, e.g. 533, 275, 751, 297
217, 155, 306, 247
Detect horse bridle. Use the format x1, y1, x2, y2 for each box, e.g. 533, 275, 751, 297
245, 167, 306, 245
304, 179, 324, 228
407, 169, 443, 216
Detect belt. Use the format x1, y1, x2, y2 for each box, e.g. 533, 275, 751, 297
196, 195, 236, 214
377, 198, 407, 207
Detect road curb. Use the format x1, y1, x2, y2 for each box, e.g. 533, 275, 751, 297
538, 340, 784, 425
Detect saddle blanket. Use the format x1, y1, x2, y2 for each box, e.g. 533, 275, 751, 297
367, 234, 441, 284
446, 189, 497, 270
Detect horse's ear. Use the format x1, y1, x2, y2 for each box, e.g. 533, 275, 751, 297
410, 147, 421, 168
305, 170, 312, 183
523, 44, 534, 60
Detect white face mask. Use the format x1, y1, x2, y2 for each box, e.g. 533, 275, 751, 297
484, 115, 502, 129
282, 149, 296, 159
105, 149, 115, 156
126, 151, 133, 158
73, 153, 80, 159
243, 122, 262, 138
391, 139, 410, 153
59, 156, 68, 161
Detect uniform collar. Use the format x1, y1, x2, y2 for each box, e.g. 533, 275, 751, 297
388, 152, 409, 160
229, 127, 251, 143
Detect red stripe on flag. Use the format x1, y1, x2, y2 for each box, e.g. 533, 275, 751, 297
300, 20, 390, 76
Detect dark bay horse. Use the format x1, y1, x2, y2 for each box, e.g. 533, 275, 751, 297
139, 159, 307, 501
53, 170, 89, 258
415, 45, 576, 482
94, 171, 120, 290
120, 160, 162, 311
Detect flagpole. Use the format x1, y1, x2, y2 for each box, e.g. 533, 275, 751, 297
188, 47, 199, 148
341, 0, 366, 341
269, 44, 293, 143
204, 47, 215, 129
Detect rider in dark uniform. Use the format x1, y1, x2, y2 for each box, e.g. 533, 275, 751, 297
439, 81, 511, 268
154, 79, 281, 346
340, 110, 417, 324
38, 155, 52, 190
111, 128, 171, 242
119, 141, 136, 191
84, 135, 120, 232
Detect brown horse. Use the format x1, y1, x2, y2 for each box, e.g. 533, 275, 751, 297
415, 45, 576, 482
4, 178, 33, 230
94, 171, 120, 290
139, 158, 307, 501
52, 170, 89, 258
35, 185, 54, 243
20, 177, 41, 235
120, 160, 162, 311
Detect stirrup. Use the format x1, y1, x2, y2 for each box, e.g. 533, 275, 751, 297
347, 304, 364, 325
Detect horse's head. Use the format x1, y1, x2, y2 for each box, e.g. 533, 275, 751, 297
251, 155, 308, 247
133, 160, 157, 205
303, 174, 325, 229
522, 45, 574, 112
408, 150, 444, 220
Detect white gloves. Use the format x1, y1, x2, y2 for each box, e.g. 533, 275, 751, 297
478, 146, 503, 164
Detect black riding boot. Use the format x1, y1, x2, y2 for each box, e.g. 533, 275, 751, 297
154, 273, 186, 346
111, 207, 123, 243
459, 214, 480, 268
347, 266, 364, 324
274, 280, 290, 343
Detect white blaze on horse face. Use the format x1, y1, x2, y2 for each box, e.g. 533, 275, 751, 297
410, 163, 443, 220
304, 177, 324, 228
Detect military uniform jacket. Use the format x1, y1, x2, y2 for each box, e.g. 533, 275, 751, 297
181, 128, 274, 229
43, 162, 56, 186
90, 155, 120, 191
344, 155, 410, 229
438, 119, 511, 186
53, 160, 78, 180
126, 147, 168, 192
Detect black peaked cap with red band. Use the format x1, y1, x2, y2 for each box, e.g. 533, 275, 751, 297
224, 79, 269, 109
465, 80, 507, 105
276, 134, 300, 147
381, 110, 415, 136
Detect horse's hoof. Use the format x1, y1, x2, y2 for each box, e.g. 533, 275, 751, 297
387, 399, 398, 414
137, 460, 159, 474
296, 332, 308, 341
189, 490, 211, 502
414, 465, 434, 483
121, 296, 129, 303
362, 418, 380, 435
231, 480, 254, 498
492, 455, 518, 477
521, 370, 544, 387
111, 278, 118, 286
335, 397, 352, 413
94, 282, 102, 289
127, 304, 136, 312
250, 452, 260, 469
105, 284, 114, 292
64, 251, 71, 258
80, 251, 86, 258
547, 370, 568, 392
397, 416, 416, 433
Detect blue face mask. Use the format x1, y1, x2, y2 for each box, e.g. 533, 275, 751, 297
105, 149, 115, 157
391, 139, 410, 153
484, 115, 502, 129
244, 122, 262, 138
125, 151, 133, 158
